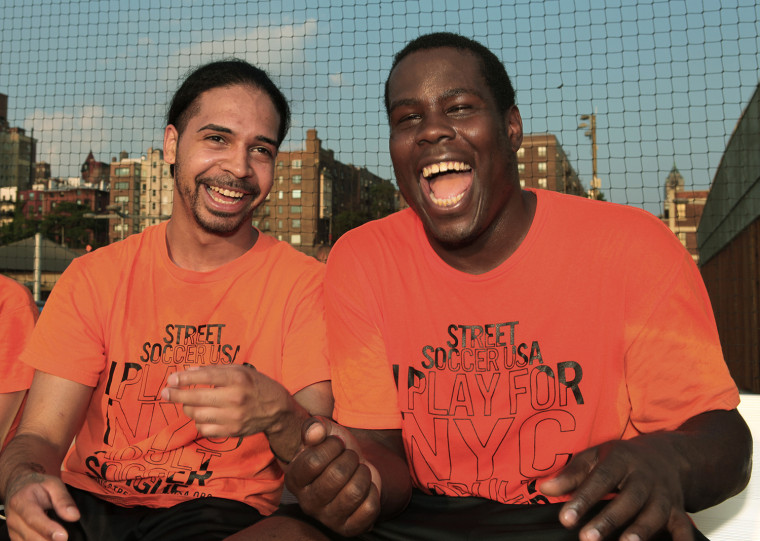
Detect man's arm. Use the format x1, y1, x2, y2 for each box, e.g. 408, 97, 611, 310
0, 371, 93, 541
539, 408, 752, 541
285, 418, 412, 537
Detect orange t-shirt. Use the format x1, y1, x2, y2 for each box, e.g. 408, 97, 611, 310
327, 189, 739, 505
21, 222, 329, 514
0, 274, 38, 448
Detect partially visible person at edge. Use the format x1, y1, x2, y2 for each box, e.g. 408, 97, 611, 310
0, 275, 38, 454
281, 33, 753, 541
0, 59, 334, 541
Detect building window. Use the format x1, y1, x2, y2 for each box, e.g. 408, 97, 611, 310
277, 176, 284, 183
537, 146, 547, 157
291, 206, 302, 214
278, 206, 284, 214
263, 220, 270, 230
537, 162, 547, 173
517, 163, 525, 173
278, 191, 284, 199
114, 182, 129, 190
677, 203, 686, 218
516, 148, 525, 158
292, 219, 301, 229
114, 195, 129, 203
114, 167, 131, 176
278, 220, 284, 228
291, 234, 301, 245
520, 180, 526, 188
292, 175, 302, 184
277, 161, 284, 168
142, 183, 147, 191
292, 159, 302, 169
538, 178, 547, 188
293, 189, 301, 199
252, 220, 259, 227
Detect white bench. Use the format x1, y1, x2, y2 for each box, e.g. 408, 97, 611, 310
690, 393, 760, 540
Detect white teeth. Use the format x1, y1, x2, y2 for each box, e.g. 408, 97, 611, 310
430, 191, 465, 207
207, 185, 245, 204
422, 161, 471, 179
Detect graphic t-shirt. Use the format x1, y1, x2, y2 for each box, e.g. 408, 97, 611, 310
0, 275, 38, 448
327, 189, 739, 505
21, 222, 329, 514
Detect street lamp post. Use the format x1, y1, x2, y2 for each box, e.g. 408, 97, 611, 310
578, 113, 600, 199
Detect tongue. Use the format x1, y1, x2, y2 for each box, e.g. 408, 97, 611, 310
429, 172, 471, 200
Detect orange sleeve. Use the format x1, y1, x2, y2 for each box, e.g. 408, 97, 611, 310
624, 249, 740, 435
20, 259, 106, 387
279, 263, 331, 395
326, 238, 402, 430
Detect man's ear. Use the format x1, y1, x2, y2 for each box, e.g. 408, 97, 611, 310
164, 125, 178, 165
506, 106, 523, 152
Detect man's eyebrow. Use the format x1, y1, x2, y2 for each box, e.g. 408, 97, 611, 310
198, 123, 233, 134
198, 124, 278, 148
388, 97, 418, 115
389, 87, 484, 113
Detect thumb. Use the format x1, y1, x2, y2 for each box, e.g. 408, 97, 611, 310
48, 482, 81, 523
302, 416, 329, 446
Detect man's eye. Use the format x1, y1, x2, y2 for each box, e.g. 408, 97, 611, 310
253, 146, 273, 156
206, 135, 225, 143
397, 113, 420, 124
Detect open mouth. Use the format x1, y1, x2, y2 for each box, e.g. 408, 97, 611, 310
421, 161, 473, 207
206, 185, 249, 205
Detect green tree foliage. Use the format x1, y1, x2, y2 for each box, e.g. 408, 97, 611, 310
0, 201, 106, 249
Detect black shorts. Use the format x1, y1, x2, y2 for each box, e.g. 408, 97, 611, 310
278, 489, 712, 541
1, 485, 267, 541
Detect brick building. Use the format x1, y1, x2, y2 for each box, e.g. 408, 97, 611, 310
139, 147, 172, 232
0, 93, 37, 191
108, 152, 142, 243
252, 129, 395, 254
517, 133, 585, 196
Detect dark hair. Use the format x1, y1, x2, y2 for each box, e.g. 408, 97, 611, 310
167, 58, 291, 146
384, 32, 516, 117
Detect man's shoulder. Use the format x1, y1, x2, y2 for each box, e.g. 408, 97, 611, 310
335, 209, 417, 252
0, 274, 35, 309
538, 190, 672, 238
66, 226, 157, 279
254, 232, 325, 279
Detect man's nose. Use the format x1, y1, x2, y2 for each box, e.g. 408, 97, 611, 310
416, 113, 456, 145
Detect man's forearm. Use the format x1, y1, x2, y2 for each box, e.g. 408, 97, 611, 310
352, 429, 412, 520
672, 408, 752, 511
265, 393, 312, 464
0, 432, 66, 501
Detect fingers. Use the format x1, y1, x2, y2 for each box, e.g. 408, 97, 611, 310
7, 479, 79, 541
540, 440, 692, 541
288, 433, 348, 489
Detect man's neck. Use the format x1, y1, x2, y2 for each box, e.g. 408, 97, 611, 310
164, 217, 258, 272
431, 190, 537, 275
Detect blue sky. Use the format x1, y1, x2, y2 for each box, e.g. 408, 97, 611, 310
1, 0, 758, 214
